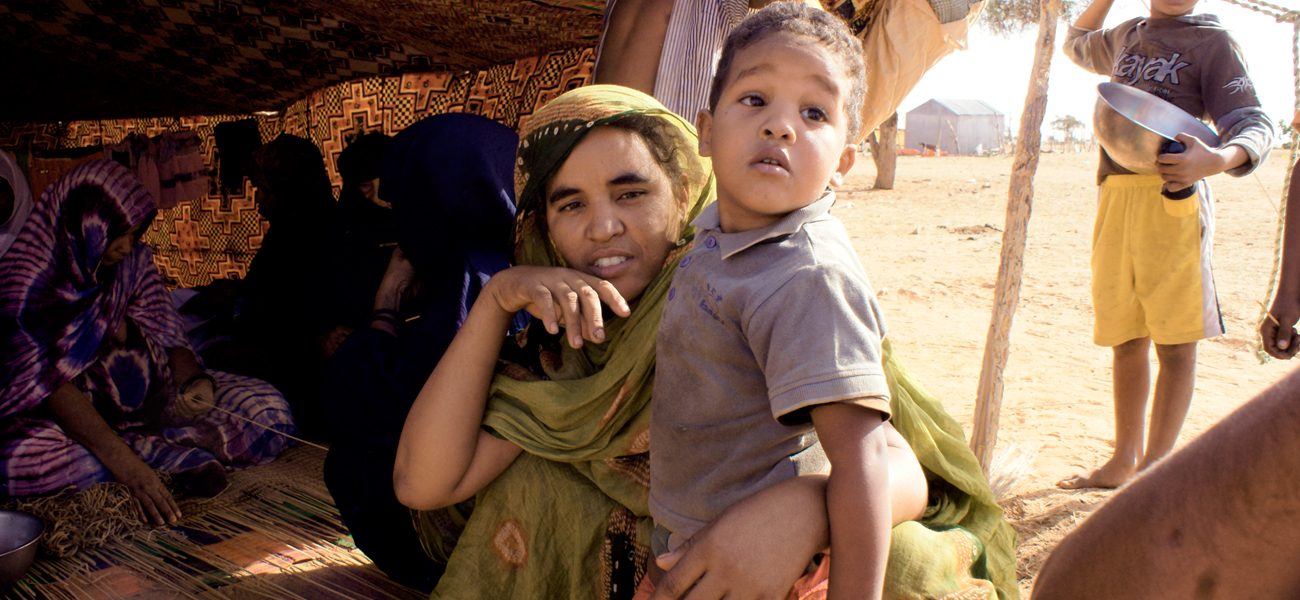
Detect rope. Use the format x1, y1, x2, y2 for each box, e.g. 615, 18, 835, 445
1219, 0, 1299, 22
0, 475, 172, 558
187, 395, 330, 452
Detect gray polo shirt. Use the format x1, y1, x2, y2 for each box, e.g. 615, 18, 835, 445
650, 192, 892, 540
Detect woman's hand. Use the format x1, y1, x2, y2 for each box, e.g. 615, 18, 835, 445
174, 377, 216, 420
486, 266, 630, 348
650, 475, 830, 600
46, 382, 182, 525
318, 324, 354, 358
117, 456, 183, 526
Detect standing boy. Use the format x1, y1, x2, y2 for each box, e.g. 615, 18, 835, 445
1059, 0, 1274, 489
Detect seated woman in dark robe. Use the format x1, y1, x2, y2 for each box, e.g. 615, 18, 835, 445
197, 134, 345, 439
331, 132, 396, 341
321, 113, 525, 592
0, 161, 296, 524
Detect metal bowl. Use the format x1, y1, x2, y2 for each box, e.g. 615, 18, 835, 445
1093, 82, 1220, 174
0, 510, 44, 585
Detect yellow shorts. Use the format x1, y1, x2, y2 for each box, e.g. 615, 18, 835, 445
1091, 174, 1223, 347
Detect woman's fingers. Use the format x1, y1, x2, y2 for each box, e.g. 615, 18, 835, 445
551, 282, 586, 348
590, 277, 631, 318
577, 284, 604, 344
529, 283, 562, 334
135, 486, 167, 525
122, 461, 181, 525
1261, 320, 1285, 359
650, 535, 710, 600
158, 488, 182, 523
501, 266, 631, 344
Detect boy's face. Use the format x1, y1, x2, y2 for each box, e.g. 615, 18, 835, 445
1149, 0, 1199, 19
697, 31, 856, 234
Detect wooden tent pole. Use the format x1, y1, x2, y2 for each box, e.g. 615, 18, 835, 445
970, 0, 1062, 475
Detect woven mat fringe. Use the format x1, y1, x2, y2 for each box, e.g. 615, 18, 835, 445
5, 445, 423, 600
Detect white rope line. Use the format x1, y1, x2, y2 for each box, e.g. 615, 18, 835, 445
186, 395, 330, 452
1219, 0, 1299, 22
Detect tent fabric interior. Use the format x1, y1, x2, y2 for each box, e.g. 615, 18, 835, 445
2, 0, 602, 289
0, 0, 604, 122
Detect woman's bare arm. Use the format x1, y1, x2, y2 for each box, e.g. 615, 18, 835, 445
47, 382, 181, 524
393, 266, 629, 510
392, 286, 524, 510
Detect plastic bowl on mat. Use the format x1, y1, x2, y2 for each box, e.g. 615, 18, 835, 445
1093, 82, 1220, 174
0, 510, 44, 585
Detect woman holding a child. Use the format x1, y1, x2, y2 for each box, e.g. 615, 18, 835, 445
392, 79, 1017, 600
389, 8, 1016, 599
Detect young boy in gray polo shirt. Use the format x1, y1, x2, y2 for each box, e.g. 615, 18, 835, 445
650, 4, 900, 598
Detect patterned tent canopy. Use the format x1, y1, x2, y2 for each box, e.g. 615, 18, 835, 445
0, 0, 605, 122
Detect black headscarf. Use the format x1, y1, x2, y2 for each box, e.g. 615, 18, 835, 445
382, 114, 518, 277
247, 133, 335, 225
337, 132, 395, 245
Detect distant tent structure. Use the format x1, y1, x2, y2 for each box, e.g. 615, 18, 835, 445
904, 99, 1005, 155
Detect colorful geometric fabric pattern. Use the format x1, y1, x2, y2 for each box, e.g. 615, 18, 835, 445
0, 0, 603, 122
0, 47, 595, 289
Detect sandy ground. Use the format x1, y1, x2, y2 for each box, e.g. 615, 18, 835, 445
833, 150, 1297, 598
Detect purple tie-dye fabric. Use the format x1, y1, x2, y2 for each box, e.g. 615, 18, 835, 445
0, 161, 296, 497
0, 160, 169, 414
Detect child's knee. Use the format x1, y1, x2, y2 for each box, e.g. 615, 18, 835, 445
1113, 337, 1151, 358
1153, 341, 1197, 364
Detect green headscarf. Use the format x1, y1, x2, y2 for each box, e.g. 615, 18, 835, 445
479, 85, 713, 471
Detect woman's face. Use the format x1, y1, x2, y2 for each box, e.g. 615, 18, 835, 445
544, 126, 688, 302
101, 221, 145, 266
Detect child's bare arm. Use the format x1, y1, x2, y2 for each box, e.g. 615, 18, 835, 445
812, 402, 890, 600
1072, 0, 1116, 31
1156, 135, 1250, 192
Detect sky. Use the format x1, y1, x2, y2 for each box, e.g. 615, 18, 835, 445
896, 0, 1299, 140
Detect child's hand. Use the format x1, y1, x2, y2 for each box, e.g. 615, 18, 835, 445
1156, 134, 1245, 192
487, 265, 630, 348
1261, 298, 1300, 359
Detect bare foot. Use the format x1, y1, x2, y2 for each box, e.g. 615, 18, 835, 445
1058, 456, 1138, 489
